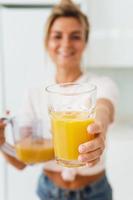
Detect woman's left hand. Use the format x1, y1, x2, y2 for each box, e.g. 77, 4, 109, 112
78, 121, 106, 167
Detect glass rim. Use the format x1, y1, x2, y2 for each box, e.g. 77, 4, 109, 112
45, 82, 97, 96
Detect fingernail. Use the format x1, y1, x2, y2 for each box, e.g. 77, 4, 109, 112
86, 163, 93, 167
87, 126, 94, 133
78, 156, 85, 162
79, 145, 86, 153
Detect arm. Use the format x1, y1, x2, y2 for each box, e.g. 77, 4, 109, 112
78, 98, 114, 166
95, 98, 114, 135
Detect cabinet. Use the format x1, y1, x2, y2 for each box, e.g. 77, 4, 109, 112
83, 0, 133, 67
1, 6, 52, 113
106, 126, 133, 200
0, 5, 53, 200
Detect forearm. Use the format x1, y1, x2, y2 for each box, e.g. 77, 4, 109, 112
95, 98, 115, 134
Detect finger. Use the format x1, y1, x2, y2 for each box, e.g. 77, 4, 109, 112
86, 158, 100, 167
78, 148, 103, 163
79, 134, 105, 153
87, 122, 103, 135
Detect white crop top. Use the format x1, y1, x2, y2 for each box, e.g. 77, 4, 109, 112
19, 72, 118, 181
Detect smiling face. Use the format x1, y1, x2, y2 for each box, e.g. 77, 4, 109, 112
47, 17, 86, 70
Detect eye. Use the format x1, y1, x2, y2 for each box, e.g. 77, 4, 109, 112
52, 35, 62, 40
71, 35, 82, 40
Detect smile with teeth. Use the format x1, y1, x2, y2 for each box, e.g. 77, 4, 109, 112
58, 50, 74, 57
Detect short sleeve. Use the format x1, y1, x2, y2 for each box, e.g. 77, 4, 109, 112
90, 76, 119, 107
17, 89, 36, 125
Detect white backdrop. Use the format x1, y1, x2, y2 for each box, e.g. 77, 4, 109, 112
0, 1, 133, 200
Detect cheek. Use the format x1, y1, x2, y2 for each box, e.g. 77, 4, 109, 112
76, 44, 86, 56
47, 41, 57, 55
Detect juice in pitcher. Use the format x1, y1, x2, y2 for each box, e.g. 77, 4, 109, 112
15, 137, 54, 164
51, 111, 95, 167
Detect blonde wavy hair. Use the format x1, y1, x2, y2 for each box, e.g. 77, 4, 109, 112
44, 0, 90, 48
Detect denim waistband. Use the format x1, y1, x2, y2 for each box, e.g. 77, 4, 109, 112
37, 172, 112, 200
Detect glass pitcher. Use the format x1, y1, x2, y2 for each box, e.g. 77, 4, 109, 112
0, 116, 54, 164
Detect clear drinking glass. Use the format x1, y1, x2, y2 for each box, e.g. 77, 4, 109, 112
0, 117, 54, 164
46, 83, 97, 167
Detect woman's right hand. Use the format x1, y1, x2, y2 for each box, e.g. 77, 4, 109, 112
0, 119, 6, 146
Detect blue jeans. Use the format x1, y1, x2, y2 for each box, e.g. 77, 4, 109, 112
37, 172, 112, 200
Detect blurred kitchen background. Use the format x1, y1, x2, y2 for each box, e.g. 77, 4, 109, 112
0, 0, 133, 200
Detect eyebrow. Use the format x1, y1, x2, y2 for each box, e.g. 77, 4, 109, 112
50, 30, 82, 34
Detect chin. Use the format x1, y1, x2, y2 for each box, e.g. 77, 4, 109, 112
57, 59, 76, 67
58, 63, 74, 69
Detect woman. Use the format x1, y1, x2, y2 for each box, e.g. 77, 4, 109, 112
0, 0, 118, 199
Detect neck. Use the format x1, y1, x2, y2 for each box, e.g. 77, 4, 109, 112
56, 67, 82, 84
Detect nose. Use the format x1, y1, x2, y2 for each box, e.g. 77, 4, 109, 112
61, 36, 71, 48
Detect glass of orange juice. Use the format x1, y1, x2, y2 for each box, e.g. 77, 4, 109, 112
0, 117, 54, 164
46, 83, 97, 167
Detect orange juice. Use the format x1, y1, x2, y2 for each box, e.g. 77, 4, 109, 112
15, 137, 54, 164
51, 111, 95, 166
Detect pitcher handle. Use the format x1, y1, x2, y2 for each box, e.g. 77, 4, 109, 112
0, 117, 17, 158
0, 143, 16, 157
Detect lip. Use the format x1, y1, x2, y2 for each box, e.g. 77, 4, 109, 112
58, 50, 75, 58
